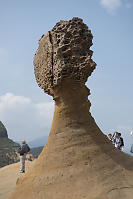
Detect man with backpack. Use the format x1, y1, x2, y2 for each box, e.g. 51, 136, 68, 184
18, 140, 30, 173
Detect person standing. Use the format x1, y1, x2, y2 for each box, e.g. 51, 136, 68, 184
113, 132, 121, 149
112, 132, 118, 145
18, 140, 30, 173
130, 144, 133, 153
118, 133, 124, 151
107, 133, 113, 143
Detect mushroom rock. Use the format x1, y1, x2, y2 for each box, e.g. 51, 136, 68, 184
9, 18, 133, 199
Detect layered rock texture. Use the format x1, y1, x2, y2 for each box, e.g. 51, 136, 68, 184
0, 121, 20, 168
9, 18, 133, 199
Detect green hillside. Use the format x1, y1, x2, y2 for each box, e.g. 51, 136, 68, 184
0, 121, 20, 168
30, 146, 43, 158
0, 121, 8, 138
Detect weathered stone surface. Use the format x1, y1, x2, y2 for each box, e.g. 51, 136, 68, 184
9, 18, 133, 199
34, 17, 96, 96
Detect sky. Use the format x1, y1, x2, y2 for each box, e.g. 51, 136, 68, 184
0, 0, 133, 152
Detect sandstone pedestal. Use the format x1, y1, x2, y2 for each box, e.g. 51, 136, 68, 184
9, 18, 133, 199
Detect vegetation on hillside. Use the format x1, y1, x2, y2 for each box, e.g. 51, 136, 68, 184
0, 121, 20, 168
30, 146, 43, 158
0, 121, 8, 138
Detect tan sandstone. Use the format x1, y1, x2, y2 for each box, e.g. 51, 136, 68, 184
0, 161, 32, 199
9, 18, 133, 199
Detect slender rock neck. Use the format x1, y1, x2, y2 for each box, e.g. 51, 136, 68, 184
50, 79, 91, 133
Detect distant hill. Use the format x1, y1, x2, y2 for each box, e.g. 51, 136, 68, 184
28, 136, 48, 148
0, 121, 8, 138
28, 136, 48, 158
0, 121, 20, 168
30, 146, 43, 158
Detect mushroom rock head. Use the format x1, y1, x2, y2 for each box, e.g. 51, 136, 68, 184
34, 17, 96, 96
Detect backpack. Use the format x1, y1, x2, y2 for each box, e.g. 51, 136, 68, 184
17, 147, 25, 156
24, 144, 30, 153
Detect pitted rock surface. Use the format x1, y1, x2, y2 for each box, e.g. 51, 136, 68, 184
34, 17, 96, 95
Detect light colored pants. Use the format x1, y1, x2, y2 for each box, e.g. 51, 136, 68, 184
20, 154, 26, 172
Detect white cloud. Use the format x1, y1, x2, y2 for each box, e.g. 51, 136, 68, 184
100, 0, 122, 13
0, 93, 31, 110
0, 93, 54, 142
100, 0, 132, 13
35, 102, 54, 128
117, 125, 132, 132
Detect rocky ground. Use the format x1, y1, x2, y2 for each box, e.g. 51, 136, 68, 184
0, 161, 33, 199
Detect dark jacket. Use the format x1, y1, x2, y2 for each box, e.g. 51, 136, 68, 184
18, 144, 30, 156
120, 137, 124, 147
